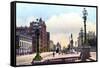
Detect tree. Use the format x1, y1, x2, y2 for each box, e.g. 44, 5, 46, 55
87, 38, 96, 47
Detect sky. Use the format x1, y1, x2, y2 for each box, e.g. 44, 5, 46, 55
16, 3, 96, 48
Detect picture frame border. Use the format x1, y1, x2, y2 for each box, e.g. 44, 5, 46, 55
10, 1, 98, 67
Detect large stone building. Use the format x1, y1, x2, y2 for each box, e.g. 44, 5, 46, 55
16, 18, 50, 55
16, 34, 32, 55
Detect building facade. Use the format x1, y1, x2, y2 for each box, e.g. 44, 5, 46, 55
49, 40, 55, 51
16, 34, 32, 55
16, 18, 50, 55
56, 42, 61, 53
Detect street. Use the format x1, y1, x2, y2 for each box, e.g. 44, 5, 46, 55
16, 52, 96, 65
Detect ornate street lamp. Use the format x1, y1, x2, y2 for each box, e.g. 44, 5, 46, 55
80, 8, 90, 61
82, 8, 88, 43
32, 20, 42, 63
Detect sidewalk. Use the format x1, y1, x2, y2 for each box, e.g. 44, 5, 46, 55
42, 52, 80, 61
90, 52, 96, 61
16, 52, 53, 65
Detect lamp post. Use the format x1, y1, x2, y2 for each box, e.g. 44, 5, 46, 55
82, 8, 88, 43
80, 8, 90, 61
32, 21, 42, 63
35, 28, 40, 55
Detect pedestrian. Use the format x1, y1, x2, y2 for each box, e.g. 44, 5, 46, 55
53, 52, 55, 57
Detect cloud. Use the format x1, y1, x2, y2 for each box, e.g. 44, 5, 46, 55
46, 13, 96, 47
46, 13, 83, 33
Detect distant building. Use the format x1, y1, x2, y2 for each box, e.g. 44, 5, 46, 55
56, 42, 61, 53
49, 40, 55, 51
77, 29, 83, 48
47, 32, 50, 51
